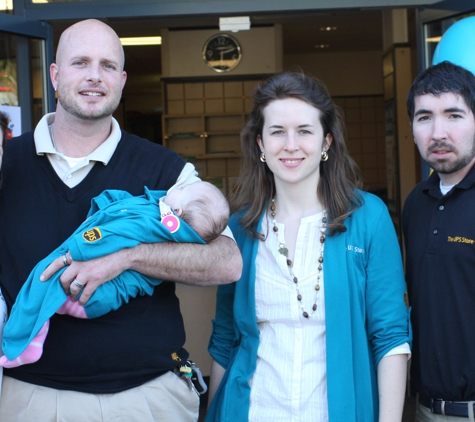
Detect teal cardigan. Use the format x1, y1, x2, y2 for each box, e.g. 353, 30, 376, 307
207, 191, 411, 422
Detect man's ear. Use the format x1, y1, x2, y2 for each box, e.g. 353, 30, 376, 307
121, 71, 127, 90
50, 63, 59, 91
174, 207, 183, 217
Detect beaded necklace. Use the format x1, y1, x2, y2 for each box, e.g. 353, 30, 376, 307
270, 198, 326, 319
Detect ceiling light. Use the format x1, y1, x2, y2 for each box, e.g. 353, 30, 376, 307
119, 36, 162, 46
315, 44, 330, 49
0, 0, 13, 9
219, 16, 251, 32
426, 36, 442, 42
320, 26, 337, 31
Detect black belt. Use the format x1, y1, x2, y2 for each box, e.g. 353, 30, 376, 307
420, 393, 475, 418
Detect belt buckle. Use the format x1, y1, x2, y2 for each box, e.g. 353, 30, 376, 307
431, 398, 446, 416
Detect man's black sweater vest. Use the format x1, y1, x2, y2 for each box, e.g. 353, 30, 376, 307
0, 130, 189, 393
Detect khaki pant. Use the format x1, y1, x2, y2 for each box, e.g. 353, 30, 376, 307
0, 372, 199, 422
416, 399, 475, 422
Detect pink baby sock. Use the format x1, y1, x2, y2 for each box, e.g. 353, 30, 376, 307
57, 296, 87, 319
0, 320, 50, 368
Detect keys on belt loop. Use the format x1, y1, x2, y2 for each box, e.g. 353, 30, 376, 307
188, 360, 208, 394
179, 365, 199, 395
176, 360, 208, 396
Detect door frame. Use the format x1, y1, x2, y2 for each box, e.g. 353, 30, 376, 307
0, 13, 54, 132
416, 0, 475, 73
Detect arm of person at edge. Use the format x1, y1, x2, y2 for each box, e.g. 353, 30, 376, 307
208, 359, 226, 409
40, 163, 243, 305
377, 353, 408, 422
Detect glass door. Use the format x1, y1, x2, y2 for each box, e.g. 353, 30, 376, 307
417, 0, 475, 72
0, 11, 54, 133
423, 12, 475, 69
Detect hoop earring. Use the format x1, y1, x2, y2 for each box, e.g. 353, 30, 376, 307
260, 152, 266, 163
321, 150, 329, 162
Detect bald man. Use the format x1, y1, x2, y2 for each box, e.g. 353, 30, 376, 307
0, 19, 241, 422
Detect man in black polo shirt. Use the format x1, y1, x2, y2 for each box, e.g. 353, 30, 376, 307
404, 61, 475, 421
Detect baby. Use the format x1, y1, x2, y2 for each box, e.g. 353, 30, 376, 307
0, 180, 229, 367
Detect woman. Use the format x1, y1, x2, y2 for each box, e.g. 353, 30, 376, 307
206, 72, 410, 422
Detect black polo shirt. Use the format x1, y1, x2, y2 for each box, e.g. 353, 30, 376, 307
403, 163, 475, 401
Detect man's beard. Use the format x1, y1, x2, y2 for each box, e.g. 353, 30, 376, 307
425, 140, 475, 175
57, 87, 120, 121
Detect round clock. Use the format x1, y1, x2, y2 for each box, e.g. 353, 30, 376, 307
202, 34, 242, 73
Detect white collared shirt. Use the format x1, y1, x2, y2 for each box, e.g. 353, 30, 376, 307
35, 113, 123, 188
250, 212, 329, 422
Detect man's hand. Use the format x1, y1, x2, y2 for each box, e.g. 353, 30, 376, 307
41, 250, 129, 305
40, 235, 242, 305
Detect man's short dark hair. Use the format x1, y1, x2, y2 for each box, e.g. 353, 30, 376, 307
407, 61, 475, 122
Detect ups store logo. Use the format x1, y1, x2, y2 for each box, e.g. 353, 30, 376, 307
82, 228, 102, 242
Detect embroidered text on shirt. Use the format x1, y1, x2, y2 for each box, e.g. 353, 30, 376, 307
447, 236, 475, 244
347, 245, 364, 253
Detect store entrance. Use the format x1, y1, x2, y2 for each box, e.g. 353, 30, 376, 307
0, 13, 54, 134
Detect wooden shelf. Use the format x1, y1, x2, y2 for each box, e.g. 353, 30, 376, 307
205, 131, 240, 136
162, 77, 262, 196
196, 153, 241, 159
164, 132, 200, 139
164, 112, 245, 118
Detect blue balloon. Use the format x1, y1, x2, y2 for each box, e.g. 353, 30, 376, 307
432, 16, 475, 75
